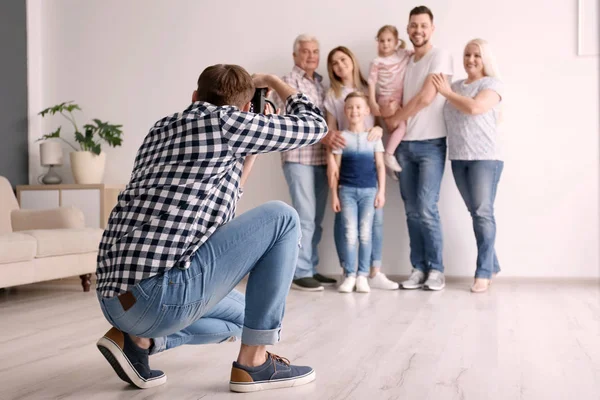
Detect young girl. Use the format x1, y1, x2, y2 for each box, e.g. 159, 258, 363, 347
368, 25, 412, 173
330, 92, 386, 293
324, 46, 399, 291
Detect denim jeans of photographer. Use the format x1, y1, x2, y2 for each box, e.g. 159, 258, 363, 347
98, 201, 301, 351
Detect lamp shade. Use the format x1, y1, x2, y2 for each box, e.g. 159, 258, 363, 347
40, 141, 63, 166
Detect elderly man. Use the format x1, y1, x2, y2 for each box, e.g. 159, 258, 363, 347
274, 34, 342, 291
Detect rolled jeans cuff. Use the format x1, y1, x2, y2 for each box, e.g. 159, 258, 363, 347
241, 326, 281, 346
371, 260, 382, 268
149, 336, 167, 355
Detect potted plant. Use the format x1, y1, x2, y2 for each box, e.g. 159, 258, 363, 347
38, 101, 123, 184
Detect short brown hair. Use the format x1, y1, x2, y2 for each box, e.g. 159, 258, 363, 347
344, 91, 369, 104
409, 6, 434, 22
376, 25, 406, 49
196, 64, 254, 107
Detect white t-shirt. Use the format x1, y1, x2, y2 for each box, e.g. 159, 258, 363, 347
402, 47, 453, 141
323, 86, 375, 131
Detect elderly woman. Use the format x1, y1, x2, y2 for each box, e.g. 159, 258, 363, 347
432, 39, 503, 293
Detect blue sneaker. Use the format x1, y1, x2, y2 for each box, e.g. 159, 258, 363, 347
229, 352, 315, 393
96, 328, 167, 389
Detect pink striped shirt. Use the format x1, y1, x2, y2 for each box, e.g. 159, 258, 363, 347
368, 48, 412, 100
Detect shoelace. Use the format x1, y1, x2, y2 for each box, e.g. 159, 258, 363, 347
268, 352, 290, 366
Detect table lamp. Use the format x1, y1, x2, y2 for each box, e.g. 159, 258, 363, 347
39, 141, 63, 184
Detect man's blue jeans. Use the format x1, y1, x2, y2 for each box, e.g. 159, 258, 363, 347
337, 186, 378, 276
451, 160, 503, 279
395, 138, 447, 273
282, 162, 328, 279
97, 201, 300, 353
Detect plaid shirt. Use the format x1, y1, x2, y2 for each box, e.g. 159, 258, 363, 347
274, 66, 327, 166
96, 93, 327, 298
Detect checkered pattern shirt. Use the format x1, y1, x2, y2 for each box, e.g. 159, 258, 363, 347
96, 93, 327, 298
274, 66, 327, 166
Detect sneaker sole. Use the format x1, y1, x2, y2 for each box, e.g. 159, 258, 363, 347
291, 283, 324, 292
370, 285, 400, 290
355, 284, 370, 293
96, 337, 167, 389
230, 369, 316, 393
423, 283, 446, 291
401, 284, 423, 290
317, 282, 336, 286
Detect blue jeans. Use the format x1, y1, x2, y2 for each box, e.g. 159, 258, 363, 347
395, 138, 446, 273
337, 186, 377, 276
334, 199, 383, 269
282, 162, 328, 279
97, 201, 300, 353
451, 160, 503, 279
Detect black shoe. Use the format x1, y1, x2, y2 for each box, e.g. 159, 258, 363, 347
291, 277, 324, 292
97, 327, 167, 389
313, 273, 337, 286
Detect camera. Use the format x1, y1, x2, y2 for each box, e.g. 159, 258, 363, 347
250, 87, 277, 114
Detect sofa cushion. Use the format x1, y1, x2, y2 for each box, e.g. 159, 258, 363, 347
0, 176, 20, 235
21, 228, 103, 258
0, 232, 37, 264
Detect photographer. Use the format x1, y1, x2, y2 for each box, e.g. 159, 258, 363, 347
95, 64, 327, 393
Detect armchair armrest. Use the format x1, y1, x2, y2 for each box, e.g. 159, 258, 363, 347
11, 206, 85, 231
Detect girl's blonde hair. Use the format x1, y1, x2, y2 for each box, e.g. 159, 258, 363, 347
465, 38, 500, 78
326, 46, 368, 99
376, 25, 406, 50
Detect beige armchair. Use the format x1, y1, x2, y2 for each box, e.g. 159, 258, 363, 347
0, 176, 103, 291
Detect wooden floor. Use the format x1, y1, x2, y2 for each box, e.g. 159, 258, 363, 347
0, 277, 599, 400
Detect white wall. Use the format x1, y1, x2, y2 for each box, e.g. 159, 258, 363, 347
27, 0, 599, 278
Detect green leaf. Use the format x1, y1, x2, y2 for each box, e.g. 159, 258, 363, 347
85, 126, 94, 141
65, 103, 81, 112
39, 101, 79, 117
36, 126, 62, 142
91, 143, 102, 155
74, 130, 86, 144
39, 102, 123, 153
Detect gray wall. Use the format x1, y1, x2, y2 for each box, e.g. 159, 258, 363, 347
0, 0, 28, 188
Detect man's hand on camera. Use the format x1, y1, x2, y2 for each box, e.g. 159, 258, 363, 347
252, 73, 297, 113
264, 103, 280, 115
252, 74, 298, 114
252, 74, 275, 89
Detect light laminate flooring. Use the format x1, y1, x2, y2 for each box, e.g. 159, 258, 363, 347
1, 277, 599, 400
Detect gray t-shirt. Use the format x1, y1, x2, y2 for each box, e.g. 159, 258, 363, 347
444, 77, 503, 160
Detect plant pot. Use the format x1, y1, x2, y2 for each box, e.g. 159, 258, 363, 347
70, 151, 107, 184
